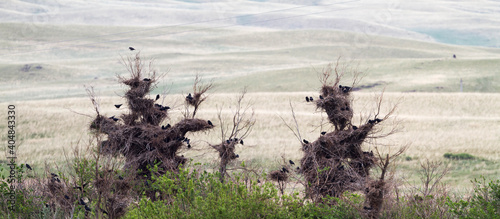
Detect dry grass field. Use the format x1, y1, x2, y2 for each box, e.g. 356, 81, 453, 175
2, 91, 499, 189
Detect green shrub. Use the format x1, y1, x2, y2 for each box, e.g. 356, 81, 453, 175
444, 153, 475, 160
124, 167, 363, 219
447, 176, 500, 219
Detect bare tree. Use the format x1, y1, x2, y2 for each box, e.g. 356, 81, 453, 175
210, 88, 255, 182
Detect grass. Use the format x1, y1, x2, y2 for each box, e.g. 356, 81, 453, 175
1, 91, 499, 189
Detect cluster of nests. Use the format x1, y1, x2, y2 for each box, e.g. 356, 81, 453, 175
270, 83, 383, 200
212, 138, 244, 166
45, 172, 129, 217
90, 75, 215, 188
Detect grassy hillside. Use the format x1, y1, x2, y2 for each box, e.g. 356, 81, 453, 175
2, 92, 499, 188
1, 23, 500, 102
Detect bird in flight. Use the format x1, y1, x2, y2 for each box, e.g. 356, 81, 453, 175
114, 104, 122, 109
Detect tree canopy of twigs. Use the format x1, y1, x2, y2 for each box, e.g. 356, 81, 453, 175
210, 88, 255, 182
88, 54, 214, 200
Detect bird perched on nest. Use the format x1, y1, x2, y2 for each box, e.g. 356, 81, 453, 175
186, 93, 193, 101
303, 139, 309, 144
352, 126, 358, 130
319, 95, 324, 100
281, 167, 289, 173
143, 78, 151, 82
109, 116, 119, 122
321, 131, 326, 135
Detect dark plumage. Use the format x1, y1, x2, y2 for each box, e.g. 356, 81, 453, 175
375, 118, 383, 123
187, 144, 191, 149
161, 125, 167, 130
84, 205, 91, 212
352, 126, 358, 130
321, 131, 326, 135
281, 167, 289, 173
114, 104, 122, 109
51, 173, 58, 178
129, 47, 135, 51
240, 139, 244, 145
289, 160, 295, 165
303, 139, 309, 144
143, 78, 151, 81
207, 120, 213, 126
309, 96, 313, 101
368, 119, 375, 124
186, 93, 193, 100
160, 106, 170, 111
65, 195, 70, 200
55, 178, 61, 183
109, 116, 118, 122
155, 94, 160, 101
166, 124, 171, 129
226, 140, 230, 144
257, 179, 261, 183
319, 95, 324, 100
453, 54, 456, 59
305, 96, 310, 102
79, 198, 86, 205
118, 175, 124, 180
235, 154, 239, 158
296, 167, 300, 170
342, 86, 351, 93
26, 164, 32, 170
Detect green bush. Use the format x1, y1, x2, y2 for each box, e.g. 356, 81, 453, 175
444, 153, 475, 160
447, 176, 500, 219
124, 167, 363, 219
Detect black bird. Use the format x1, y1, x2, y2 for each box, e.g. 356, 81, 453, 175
143, 78, 151, 82
101, 208, 109, 215
79, 198, 86, 205
303, 139, 309, 144
363, 206, 373, 210
240, 139, 244, 145
233, 138, 238, 142
368, 119, 375, 124
118, 175, 124, 180
309, 96, 313, 101
235, 154, 239, 158
281, 167, 289, 173
352, 126, 358, 130
257, 179, 261, 183
26, 164, 32, 170
289, 160, 295, 165
207, 120, 213, 126
51, 173, 58, 178
296, 167, 300, 170
453, 54, 456, 59
305, 96, 310, 102
319, 95, 324, 100
161, 125, 167, 130
342, 86, 351, 93
84, 205, 91, 212
166, 124, 171, 129
160, 106, 170, 111
187, 144, 191, 149
184, 138, 190, 144
129, 47, 135, 51
226, 140, 230, 144
321, 131, 326, 135
64, 195, 70, 200
115, 104, 122, 109
155, 94, 160, 101
375, 118, 383, 123
186, 93, 193, 100
55, 178, 61, 183
345, 107, 349, 111
154, 103, 161, 107
109, 116, 118, 122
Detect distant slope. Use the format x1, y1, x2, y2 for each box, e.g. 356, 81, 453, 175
1, 23, 500, 102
